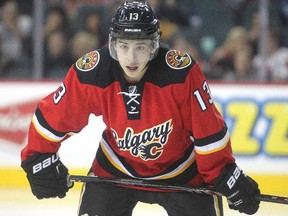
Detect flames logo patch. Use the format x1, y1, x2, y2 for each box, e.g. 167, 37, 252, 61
165, 50, 192, 69
76, 50, 100, 72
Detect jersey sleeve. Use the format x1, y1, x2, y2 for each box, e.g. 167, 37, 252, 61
184, 63, 235, 184
21, 66, 95, 160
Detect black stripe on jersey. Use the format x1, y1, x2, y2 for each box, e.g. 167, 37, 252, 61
96, 145, 131, 179
73, 46, 197, 89
194, 124, 228, 147
102, 132, 195, 178
35, 107, 77, 137
166, 160, 199, 185
97, 132, 199, 183
96, 145, 199, 185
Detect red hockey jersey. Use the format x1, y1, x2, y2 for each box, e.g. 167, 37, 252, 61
21, 45, 235, 186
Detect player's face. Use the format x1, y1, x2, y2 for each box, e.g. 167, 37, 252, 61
115, 39, 152, 83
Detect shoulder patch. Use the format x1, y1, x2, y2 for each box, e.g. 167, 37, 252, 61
76, 50, 100, 72
165, 50, 192, 69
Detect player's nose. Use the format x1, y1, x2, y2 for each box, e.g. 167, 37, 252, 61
126, 48, 138, 63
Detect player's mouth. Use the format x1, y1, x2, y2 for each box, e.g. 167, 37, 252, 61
126, 66, 138, 72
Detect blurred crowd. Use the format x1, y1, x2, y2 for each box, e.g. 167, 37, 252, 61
0, 0, 288, 82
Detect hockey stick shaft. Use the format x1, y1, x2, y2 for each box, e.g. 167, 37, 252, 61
68, 175, 288, 205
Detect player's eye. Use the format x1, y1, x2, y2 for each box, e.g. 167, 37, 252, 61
135, 45, 145, 51
119, 44, 128, 50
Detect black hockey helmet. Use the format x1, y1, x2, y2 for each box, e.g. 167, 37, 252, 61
110, 1, 160, 39
109, 1, 160, 60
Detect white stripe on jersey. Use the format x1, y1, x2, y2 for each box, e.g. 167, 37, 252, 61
32, 114, 75, 142
194, 130, 230, 155
100, 136, 196, 180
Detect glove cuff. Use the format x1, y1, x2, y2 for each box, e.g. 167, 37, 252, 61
214, 163, 242, 195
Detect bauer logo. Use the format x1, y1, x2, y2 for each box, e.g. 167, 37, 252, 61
32, 154, 59, 174
124, 28, 141, 32
227, 166, 241, 189
0, 100, 38, 145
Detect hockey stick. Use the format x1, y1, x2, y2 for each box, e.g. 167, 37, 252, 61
68, 174, 288, 205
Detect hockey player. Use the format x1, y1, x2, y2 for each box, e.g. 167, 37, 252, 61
21, 1, 260, 215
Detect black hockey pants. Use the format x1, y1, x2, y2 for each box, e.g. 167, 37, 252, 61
78, 181, 223, 216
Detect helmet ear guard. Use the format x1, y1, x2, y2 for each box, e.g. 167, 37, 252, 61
109, 1, 161, 61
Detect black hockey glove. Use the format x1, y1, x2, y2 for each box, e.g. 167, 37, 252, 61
21, 152, 73, 199
215, 163, 260, 215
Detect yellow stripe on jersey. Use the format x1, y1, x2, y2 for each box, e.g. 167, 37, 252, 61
32, 114, 75, 142
194, 130, 230, 155
100, 141, 129, 175
156, 151, 196, 180
100, 137, 196, 180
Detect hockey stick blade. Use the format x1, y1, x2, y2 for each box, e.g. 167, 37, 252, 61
68, 175, 288, 205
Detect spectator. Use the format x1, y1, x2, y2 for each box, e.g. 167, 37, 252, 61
277, 0, 288, 25
69, 31, 99, 62
169, 32, 200, 59
0, 0, 32, 77
185, 0, 234, 60
84, 11, 101, 36
44, 5, 72, 39
157, 0, 189, 27
246, 10, 261, 57
276, 0, 288, 47
209, 26, 255, 81
252, 29, 288, 81
155, 0, 189, 43
43, 5, 74, 78
65, 0, 110, 17
224, 0, 256, 26
44, 30, 72, 78
169, 31, 213, 79
72, 3, 109, 47
244, 3, 282, 56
